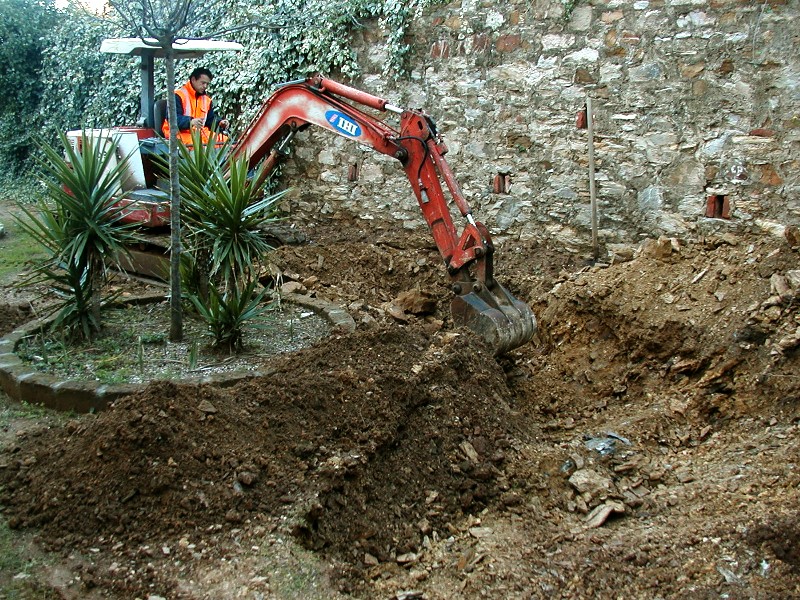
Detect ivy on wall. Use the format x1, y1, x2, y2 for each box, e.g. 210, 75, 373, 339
561, 0, 581, 22
38, 11, 129, 135
183, 0, 437, 126
0, 0, 59, 171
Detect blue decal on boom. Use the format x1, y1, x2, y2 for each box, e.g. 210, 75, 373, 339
325, 110, 361, 137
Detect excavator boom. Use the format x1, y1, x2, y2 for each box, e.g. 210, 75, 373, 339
234, 76, 536, 354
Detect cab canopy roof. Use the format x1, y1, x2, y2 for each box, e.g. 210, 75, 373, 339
100, 38, 243, 58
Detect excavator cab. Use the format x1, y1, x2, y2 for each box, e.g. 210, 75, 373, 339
99, 37, 243, 131
83, 38, 243, 226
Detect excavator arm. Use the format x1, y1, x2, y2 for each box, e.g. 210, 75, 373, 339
234, 75, 536, 355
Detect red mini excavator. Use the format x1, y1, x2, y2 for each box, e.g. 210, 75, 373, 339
231, 75, 536, 355
70, 40, 537, 354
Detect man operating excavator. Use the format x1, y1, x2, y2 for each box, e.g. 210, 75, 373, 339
162, 67, 229, 146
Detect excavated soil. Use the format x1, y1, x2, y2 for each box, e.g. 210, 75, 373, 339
1, 211, 799, 599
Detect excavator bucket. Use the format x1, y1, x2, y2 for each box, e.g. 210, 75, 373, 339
450, 282, 537, 356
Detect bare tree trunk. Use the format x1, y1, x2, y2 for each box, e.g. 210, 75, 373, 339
166, 53, 183, 341
91, 254, 102, 331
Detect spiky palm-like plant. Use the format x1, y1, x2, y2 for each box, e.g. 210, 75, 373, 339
176, 131, 288, 351
189, 279, 276, 352
167, 133, 231, 301
15, 131, 138, 339
179, 133, 288, 293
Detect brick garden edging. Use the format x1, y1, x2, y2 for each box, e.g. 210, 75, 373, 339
0, 292, 355, 413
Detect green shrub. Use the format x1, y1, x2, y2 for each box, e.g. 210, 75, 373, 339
14, 132, 138, 339
0, 0, 59, 172
190, 280, 276, 352
176, 132, 286, 352
178, 132, 287, 293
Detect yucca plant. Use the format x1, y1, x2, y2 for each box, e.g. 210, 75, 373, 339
166, 133, 231, 301
14, 131, 138, 339
189, 279, 276, 352
175, 131, 231, 192
172, 132, 289, 353
177, 133, 285, 286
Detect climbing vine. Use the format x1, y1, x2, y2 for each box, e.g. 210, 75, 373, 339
38, 10, 129, 136
0, 0, 59, 171
561, 0, 581, 22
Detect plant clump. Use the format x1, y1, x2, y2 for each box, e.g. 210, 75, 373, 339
176, 132, 289, 351
14, 132, 139, 340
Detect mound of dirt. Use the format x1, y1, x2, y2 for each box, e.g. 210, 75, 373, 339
0, 301, 35, 337
1, 216, 799, 599
1, 322, 520, 596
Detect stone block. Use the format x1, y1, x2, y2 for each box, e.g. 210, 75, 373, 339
430, 41, 450, 59
496, 34, 522, 53
568, 5, 593, 31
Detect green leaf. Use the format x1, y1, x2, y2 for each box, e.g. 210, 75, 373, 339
190, 280, 275, 352
14, 130, 140, 340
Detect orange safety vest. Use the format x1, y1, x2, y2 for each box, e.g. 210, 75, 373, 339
162, 81, 228, 146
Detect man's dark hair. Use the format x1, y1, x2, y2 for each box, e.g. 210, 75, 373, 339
190, 67, 213, 80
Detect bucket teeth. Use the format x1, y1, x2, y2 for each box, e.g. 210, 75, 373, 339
450, 283, 536, 355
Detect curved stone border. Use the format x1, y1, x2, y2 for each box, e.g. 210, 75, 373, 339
0, 292, 354, 413
280, 291, 356, 334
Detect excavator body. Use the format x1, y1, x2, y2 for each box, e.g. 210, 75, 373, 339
71, 54, 536, 354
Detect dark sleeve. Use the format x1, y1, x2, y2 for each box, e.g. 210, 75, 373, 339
174, 93, 192, 131
206, 103, 223, 129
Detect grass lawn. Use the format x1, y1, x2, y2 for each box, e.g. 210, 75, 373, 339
0, 177, 48, 287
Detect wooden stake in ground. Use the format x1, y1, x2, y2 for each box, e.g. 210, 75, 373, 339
587, 96, 598, 260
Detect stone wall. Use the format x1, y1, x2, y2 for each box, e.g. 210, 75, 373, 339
279, 0, 799, 249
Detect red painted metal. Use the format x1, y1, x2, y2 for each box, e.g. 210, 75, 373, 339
116, 127, 157, 140
317, 76, 389, 112
232, 76, 536, 353
116, 198, 170, 227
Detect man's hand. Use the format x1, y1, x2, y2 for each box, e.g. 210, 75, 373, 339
190, 117, 204, 129
218, 119, 230, 131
